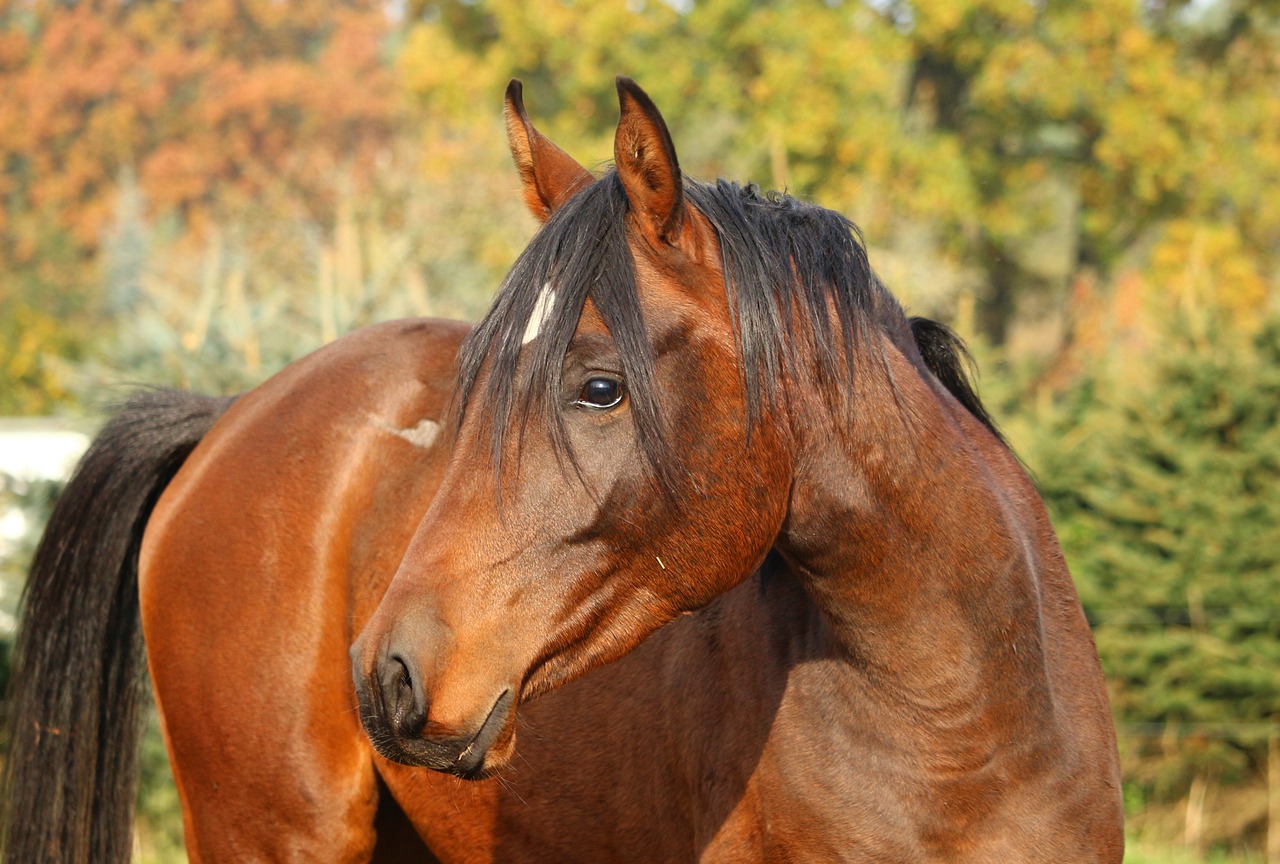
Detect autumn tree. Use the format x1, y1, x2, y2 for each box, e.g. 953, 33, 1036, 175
0, 0, 401, 410
397, 0, 1280, 344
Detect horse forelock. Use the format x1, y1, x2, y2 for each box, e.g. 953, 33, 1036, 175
454, 174, 673, 487
455, 170, 998, 489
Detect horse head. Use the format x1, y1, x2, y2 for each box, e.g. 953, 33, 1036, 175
350, 78, 818, 776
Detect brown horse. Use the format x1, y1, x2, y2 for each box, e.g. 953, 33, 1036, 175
2, 78, 1123, 863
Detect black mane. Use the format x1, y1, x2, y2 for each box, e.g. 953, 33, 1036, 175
454, 171, 1001, 486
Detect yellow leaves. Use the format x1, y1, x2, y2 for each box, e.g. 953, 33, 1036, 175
1093, 99, 1186, 205
1076, 5, 1120, 45
972, 38, 1056, 109
1115, 22, 1151, 59
910, 0, 1035, 63
398, 22, 495, 120
911, 0, 967, 43
1067, 217, 1274, 383
1149, 220, 1269, 332
0, 304, 75, 413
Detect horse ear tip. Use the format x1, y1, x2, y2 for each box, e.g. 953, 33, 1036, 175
616, 75, 641, 100
505, 79, 529, 124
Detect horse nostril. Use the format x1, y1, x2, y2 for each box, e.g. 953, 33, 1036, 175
380, 652, 426, 737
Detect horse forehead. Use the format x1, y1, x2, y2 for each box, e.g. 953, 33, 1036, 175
630, 249, 732, 340
574, 295, 610, 336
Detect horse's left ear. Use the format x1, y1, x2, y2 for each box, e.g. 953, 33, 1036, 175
505, 80, 594, 223
614, 76, 686, 247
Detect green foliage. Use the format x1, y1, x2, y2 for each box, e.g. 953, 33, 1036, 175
0, 300, 86, 414
399, 0, 1280, 341
0, 472, 62, 631
1017, 309, 1280, 853
135, 708, 187, 864
1125, 839, 1265, 864
1033, 312, 1280, 723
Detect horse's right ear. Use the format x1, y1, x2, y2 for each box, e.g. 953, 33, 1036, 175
505, 80, 593, 223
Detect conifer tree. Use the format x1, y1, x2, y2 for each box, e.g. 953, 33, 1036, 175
1028, 310, 1280, 848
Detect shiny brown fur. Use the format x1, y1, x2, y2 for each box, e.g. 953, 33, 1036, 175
350, 79, 1124, 861
8, 78, 1122, 863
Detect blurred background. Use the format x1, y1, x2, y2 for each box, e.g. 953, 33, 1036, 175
1, 0, 1277, 861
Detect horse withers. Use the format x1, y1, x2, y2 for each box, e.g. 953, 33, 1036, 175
3, 78, 1123, 863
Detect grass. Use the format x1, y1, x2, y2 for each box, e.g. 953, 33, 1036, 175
1124, 836, 1266, 864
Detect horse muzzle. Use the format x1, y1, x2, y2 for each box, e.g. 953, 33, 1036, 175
351, 639, 516, 778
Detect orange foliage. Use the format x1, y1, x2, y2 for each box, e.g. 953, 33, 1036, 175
0, 0, 400, 263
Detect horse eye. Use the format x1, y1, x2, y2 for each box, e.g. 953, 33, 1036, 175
575, 376, 624, 410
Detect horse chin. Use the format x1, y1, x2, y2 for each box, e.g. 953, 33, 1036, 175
447, 709, 518, 779
454, 731, 518, 780
365, 690, 519, 780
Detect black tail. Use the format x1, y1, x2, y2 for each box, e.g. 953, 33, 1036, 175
1, 389, 232, 864
909, 316, 1005, 444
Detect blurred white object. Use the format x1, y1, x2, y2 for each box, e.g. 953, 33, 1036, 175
0, 421, 89, 482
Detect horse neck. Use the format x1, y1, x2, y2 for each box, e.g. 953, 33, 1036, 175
777, 331, 1061, 736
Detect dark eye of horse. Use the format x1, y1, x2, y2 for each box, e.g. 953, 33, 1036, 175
575, 376, 624, 410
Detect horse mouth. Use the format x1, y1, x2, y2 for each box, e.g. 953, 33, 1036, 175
450, 689, 515, 776
360, 688, 515, 779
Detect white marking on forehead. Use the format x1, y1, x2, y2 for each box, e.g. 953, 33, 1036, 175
521, 282, 557, 345
373, 417, 441, 450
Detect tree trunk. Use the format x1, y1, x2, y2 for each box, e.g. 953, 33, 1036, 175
977, 236, 1017, 345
